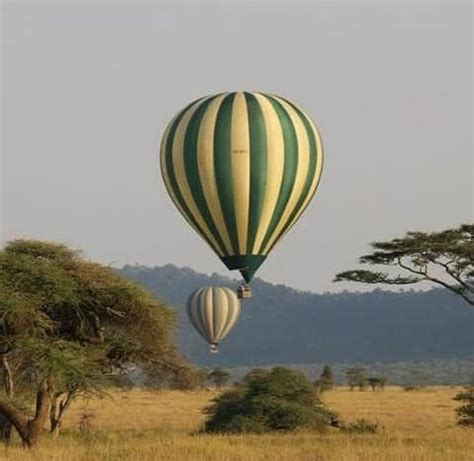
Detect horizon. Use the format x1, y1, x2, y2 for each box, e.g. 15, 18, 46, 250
120, 261, 452, 296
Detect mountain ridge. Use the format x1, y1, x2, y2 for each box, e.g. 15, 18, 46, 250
119, 264, 474, 367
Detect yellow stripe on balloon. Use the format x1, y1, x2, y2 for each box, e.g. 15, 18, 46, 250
230, 92, 251, 255
219, 289, 240, 339
213, 288, 229, 341
204, 288, 214, 339
251, 93, 285, 254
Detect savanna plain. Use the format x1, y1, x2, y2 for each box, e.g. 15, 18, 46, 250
1, 386, 471, 461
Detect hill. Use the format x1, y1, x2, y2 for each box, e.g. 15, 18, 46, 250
119, 264, 474, 368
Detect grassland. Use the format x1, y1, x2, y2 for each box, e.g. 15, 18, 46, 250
1, 386, 471, 461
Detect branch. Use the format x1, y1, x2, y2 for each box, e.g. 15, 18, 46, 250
396, 257, 474, 305
334, 269, 419, 285
423, 276, 474, 306
87, 312, 104, 344
0, 399, 29, 441
396, 257, 426, 277
1, 353, 14, 398
105, 307, 126, 318
431, 259, 473, 293
335, 225, 474, 307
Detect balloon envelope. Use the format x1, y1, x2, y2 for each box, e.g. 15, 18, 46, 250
187, 287, 241, 352
160, 91, 323, 282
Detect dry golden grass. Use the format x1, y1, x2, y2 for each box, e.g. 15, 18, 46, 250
1, 386, 471, 461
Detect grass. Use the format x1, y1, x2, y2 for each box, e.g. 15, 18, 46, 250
1, 386, 472, 460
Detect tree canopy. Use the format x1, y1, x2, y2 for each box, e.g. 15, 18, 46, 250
335, 224, 474, 306
0, 240, 186, 446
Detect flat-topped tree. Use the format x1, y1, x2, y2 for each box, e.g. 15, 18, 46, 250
346, 367, 368, 391
335, 224, 474, 306
0, 240, 185, 447
208, 368, 231, 390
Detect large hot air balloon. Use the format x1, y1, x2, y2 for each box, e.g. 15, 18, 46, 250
187, 287, 241, 353
160, 92, 323, 293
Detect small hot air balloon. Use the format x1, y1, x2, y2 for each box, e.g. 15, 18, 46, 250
187, 287, 241, 353
160, 92, 323, 296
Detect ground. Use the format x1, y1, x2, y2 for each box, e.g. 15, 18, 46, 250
1, 386, 471, 460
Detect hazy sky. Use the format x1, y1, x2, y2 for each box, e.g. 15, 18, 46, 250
1, 1, 472, 292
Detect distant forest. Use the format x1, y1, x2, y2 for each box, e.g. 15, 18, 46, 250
120, 264, 474, 370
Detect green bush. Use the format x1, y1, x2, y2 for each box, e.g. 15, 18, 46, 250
453, 386, 474, 426
204, 367, 336, 433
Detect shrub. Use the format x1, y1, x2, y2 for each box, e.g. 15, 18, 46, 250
169, 366, 206, 390
204, 367, 336, 433
453, 386, 474, 426
242, 368, 270, 385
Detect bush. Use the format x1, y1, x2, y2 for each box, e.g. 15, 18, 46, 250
204, 367, 336, 433
169, 366, 206, 391
453, 386, 474, 426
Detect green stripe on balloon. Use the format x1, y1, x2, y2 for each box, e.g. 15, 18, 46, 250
214, 93, 240, 255
245, 92, 268, 255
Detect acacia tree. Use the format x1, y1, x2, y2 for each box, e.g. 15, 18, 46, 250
0, 240, 185, 447
208, 368, 231, 390
314, 365, 334, 393
335, 224, 474, 306
345, 367, 367, 391
367, 375, 388, 392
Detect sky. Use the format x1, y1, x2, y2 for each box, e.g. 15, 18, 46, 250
1, 1, 472, 293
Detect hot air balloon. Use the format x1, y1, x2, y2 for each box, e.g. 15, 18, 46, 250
160, 92, 323, 297
187, 287, 241, 353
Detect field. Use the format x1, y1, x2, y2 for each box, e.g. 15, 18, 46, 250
1, 387, 472, 461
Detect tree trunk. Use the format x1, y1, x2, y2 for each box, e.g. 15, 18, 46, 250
1, 353, 15, 442
1, 354, 14, 398
0, 399, 30, 446
27, 379, 54, 446
50, 391, 74, 436
0, 378, 54, 447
